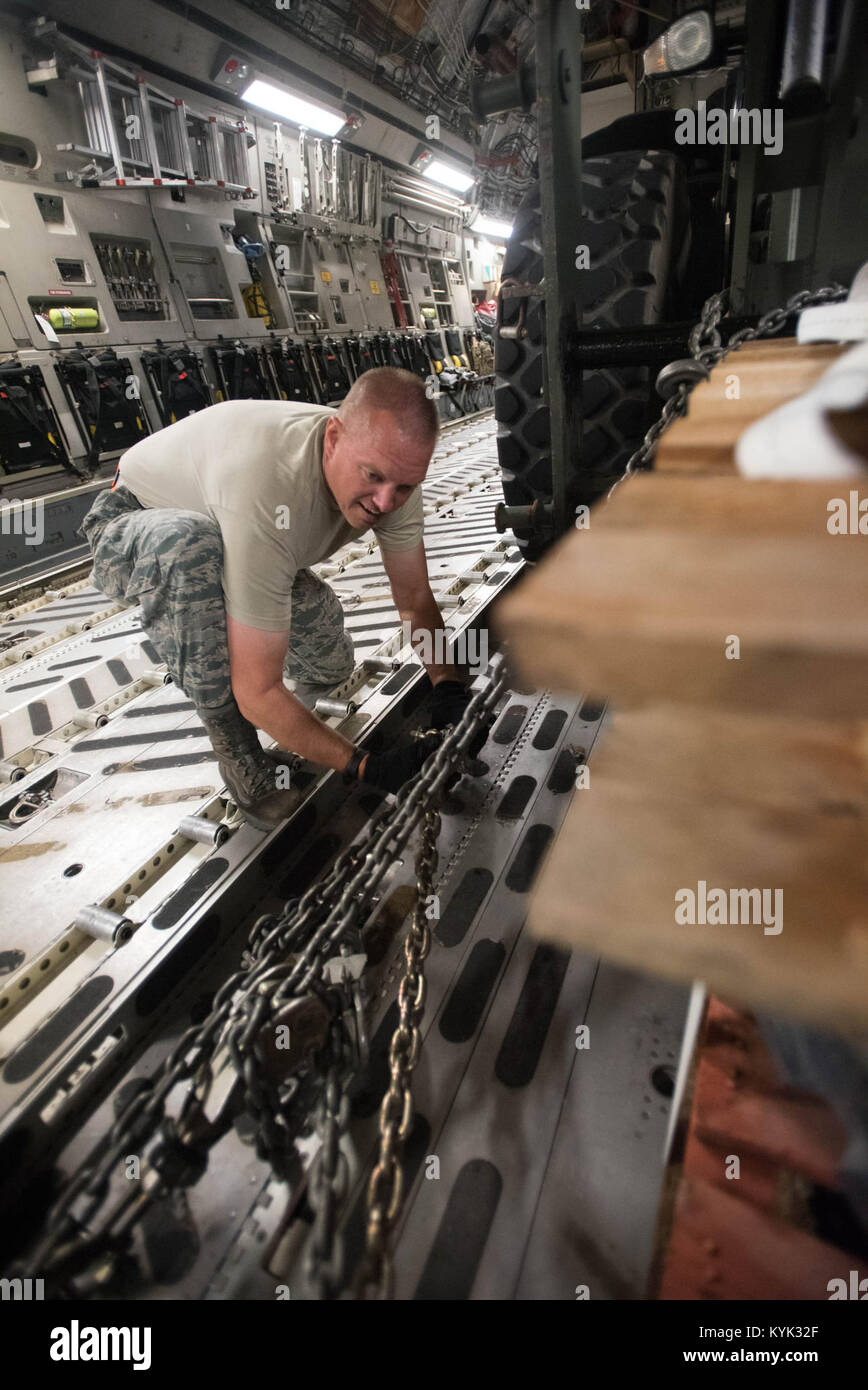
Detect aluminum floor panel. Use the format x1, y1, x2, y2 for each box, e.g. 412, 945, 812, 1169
0, 415, 517, 1108
1, 412, 691, 1299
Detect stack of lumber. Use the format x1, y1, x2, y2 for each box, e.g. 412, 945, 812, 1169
494, 339, 868, 1035
653, 338, 849, 474
495, 337, 868, 1298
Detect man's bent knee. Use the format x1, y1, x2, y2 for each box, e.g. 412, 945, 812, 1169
152, 513, 223, 591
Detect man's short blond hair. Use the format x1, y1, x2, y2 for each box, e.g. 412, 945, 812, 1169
337, 366, 440, 447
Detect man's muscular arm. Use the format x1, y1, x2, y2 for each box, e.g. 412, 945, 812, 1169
380, 541, 462, 684
226, 613, 358, 773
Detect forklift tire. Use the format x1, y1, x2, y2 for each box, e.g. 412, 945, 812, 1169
495, 150, 689, 559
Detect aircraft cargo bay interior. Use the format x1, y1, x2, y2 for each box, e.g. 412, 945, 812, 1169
0, 0, 866, 1349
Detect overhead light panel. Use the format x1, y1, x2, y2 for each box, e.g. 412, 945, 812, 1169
472, 215, 514, 240
643, 10, 714, 78
423, 159, 475, 192
241, 78, 345, 136
211, 46, 253, 94
337, 113, 365, 140
410, 144, 435, 174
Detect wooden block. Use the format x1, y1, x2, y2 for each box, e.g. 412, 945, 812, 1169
679, 1002, 787, 1215
655, 339, 849, 475
525, 705, 868, 1034
698, 1004, 848, 1186
655, 997, 851, 1300
667, 1002, 788, 1219
681, 1107, 783, 1215
493, 475, 868, 717
659, 1177, 867, 1300
691, 1001, 848, 1192
694, 1091, 847, 1189
587, 472, 864, 538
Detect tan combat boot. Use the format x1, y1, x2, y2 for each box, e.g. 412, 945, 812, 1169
196, 699, 298, 831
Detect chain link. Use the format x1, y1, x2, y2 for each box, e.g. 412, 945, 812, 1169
25, 285, 846, 1294
356, 802, 441, 1300
27, 654, 507, 1296
301, 1018, 355, 1299
607, 283, 847, 499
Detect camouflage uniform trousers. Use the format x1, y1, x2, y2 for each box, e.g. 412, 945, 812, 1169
77, 485, 355, 710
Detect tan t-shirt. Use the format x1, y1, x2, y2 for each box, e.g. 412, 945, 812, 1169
117, 399, 424, 631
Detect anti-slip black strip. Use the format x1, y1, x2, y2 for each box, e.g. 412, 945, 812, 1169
140, 641, 160, 663
532, 710, 568, 750
277, 834, 341, 898
492, 704, 527, 745
4, 976, 114, 1085
343, 604, 401, 620
48, 657, 99, 670
69, 677, 95, 709
28, 701, 52, 735
495, 775, 536, 820
380, 666, 416, 696
344, 618, 400, 634
547, 748, 579, 794
136, 913, 221, 1013
33, 603, 107, 618
506, 824, 554, 893
424, 542, 499, 557
437, 867, 493, 947
107, 659, 134, 685
121, 702, 195, 717
260, 803, 318, 875
90, 628, 142, 642
121, 752, 216, 772
494, 944, 571, 1088
342, 1114, 431, 1283
578, 697, 606, 722
78, 727, 206, 750
151, 863, 228, 931
0, 618, 54, 628
414, 1160, 503, 1301
351, 1001, 399, 1118
439, 939, 505, 1044
5, 676, 61, 692
346, 538, 490, 571
141, 1189, 197, 1282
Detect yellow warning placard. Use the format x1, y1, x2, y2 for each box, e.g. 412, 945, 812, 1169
369, 280, 380, 294
320, 269, 332, 283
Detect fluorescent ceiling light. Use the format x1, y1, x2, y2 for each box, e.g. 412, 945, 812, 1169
241, 78, 344, 135
643, 10, 714, 77
472, 215, 514, 239
423, 159, 475, 192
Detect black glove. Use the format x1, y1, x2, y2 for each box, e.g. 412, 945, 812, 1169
430, 679, 471, 730
361, 733, 442, 794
